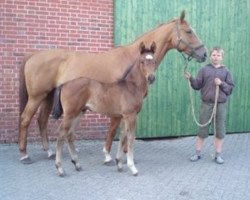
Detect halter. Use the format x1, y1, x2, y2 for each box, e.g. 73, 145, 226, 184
175, 21, 205, 62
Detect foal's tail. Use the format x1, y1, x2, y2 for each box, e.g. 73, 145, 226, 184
52, 85, 63, 119
19, 54, 32, 115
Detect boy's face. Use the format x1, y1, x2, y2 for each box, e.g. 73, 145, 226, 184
210, 50, 223, 65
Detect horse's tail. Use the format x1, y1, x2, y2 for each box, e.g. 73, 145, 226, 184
52, 85, 63, 119
19, 54, 33, 115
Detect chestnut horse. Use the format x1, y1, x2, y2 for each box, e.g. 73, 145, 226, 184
52, 42, 157, 176
19, 11, 207, 164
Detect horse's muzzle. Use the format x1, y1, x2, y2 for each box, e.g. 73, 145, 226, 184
148, 75, 155, 84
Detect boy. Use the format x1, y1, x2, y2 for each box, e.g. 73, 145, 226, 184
184, 47, 234, 164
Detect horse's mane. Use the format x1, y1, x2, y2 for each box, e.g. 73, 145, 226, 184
131, 19, 177, 43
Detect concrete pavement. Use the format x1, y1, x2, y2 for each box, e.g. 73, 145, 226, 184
0, 133, 250, 200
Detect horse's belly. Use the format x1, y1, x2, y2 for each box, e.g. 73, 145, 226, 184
58, 56, 126, 85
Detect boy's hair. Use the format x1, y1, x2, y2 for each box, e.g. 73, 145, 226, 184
210, 46, 224, 57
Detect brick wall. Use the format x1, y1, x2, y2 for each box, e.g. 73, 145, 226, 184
0, 0, 114, 143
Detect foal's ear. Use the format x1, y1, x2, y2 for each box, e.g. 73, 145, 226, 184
180, 10, 186, 23
139, 42, 146, 53
150, 41, 156, 53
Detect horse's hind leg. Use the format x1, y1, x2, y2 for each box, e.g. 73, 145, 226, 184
103, 117, 121, 164
37, 93, 55, 159
19, 97, 45, 164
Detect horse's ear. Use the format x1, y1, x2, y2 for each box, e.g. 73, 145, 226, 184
151, 41, 156, 53
180, 10, 186, 23
139, 42, 145, 54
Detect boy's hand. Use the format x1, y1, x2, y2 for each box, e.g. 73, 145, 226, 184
184, 72, 191, 79
214, 78, 222, 85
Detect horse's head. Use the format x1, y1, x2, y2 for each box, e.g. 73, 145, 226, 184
139, 41, 157, 84
173, 10, 207, 62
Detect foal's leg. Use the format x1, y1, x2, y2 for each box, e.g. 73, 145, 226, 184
124, 115, 138, 176
115, 125, 127, 172
66, 116, 82, 172
37, 95, 55, 159
19, 96, 45, 164
55, 124, 66, 177
103, 117, 121, 164
55, 117, 73, 177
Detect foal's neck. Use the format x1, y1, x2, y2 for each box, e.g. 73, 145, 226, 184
126, 61, 148, 93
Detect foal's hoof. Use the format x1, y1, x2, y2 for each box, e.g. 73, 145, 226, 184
58, 172, 66, 177
47, 149, 56, 160
133, 171, 139, 176
20, 156, 33, 165
48, 153, 56, 160
75, 166, 82, 172
104, 160, 116, 166
117, 167, 123, 172
58, 170, 66, 177
115, 158, 123, 172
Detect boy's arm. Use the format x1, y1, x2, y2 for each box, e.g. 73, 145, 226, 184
189, 69, 204, 90
220, 71, 234, 96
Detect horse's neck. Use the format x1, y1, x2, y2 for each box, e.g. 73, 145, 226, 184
129, 21, 176, 66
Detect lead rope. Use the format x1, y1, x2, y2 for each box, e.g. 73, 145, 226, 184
183, 56, 219, 135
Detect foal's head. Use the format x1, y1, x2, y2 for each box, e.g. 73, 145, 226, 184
138, 41, 157, 84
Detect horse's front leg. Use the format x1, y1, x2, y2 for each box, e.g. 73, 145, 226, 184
103, 117, 121, 164
38, 94, 55, 159
125, 115, 138, 176
19, 97, 45, 164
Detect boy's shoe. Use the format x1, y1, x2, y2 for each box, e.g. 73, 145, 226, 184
190, 154, 201, 162
215, 156, 224, 164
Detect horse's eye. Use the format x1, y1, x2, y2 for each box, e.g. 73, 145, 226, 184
186, 30, 192, 34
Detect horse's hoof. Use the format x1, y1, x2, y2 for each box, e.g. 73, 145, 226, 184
20, 156, 33, 164
104, 160, 116, 166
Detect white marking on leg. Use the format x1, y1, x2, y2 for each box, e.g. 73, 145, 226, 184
20, 154, 29, 161
103, 147, 112, 163
47, 149, 55, 158
126, 131, 138, 176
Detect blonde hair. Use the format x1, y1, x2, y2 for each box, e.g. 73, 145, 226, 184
210, 46, 224, 57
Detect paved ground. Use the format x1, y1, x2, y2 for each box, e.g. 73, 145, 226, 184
0, 133, 250, 200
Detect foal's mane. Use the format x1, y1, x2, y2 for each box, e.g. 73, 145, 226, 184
117, 63, 135, 83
